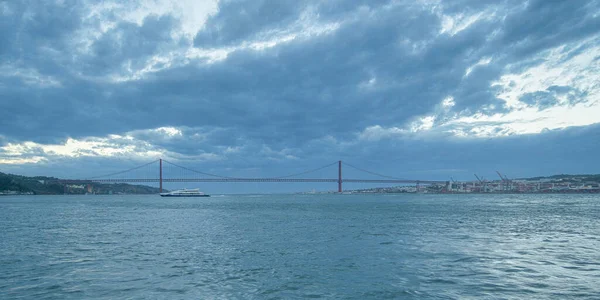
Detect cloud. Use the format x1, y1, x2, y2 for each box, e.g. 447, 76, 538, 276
84, 14, 181, 77
1, 0, 600, 191
194, 0, 311, 47
382, 35, 600, 137
496, 0, 600, 60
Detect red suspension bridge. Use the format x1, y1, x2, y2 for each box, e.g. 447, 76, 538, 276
56, 159, 449, 193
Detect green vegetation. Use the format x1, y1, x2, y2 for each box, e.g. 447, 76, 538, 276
0, 173, 63, 194
0, 172, 163, 195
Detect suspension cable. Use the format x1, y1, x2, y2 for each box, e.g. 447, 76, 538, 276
342, 162, 405, 180
271, 161, 339, 179
162, 160, 234, 179
86, 159, 160, 179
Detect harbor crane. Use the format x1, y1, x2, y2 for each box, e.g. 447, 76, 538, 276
474, 174, 487, 192
450, 177, 460, 192
496, 171, 512, 191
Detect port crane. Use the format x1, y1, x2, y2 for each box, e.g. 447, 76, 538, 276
496, 171, 512, 191
450, 177, 460, 192
474, 174, 487, 192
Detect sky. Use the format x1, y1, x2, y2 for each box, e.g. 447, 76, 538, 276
1, 0, 599, 193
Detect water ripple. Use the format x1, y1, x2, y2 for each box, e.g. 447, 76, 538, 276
1, 194, 599, 299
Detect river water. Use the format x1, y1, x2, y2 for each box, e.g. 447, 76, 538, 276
1, 194, 599, 299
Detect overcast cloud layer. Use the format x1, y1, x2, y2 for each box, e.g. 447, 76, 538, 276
1, 0, 599, 192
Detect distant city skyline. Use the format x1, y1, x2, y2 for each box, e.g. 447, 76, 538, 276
1, 0, 599, 193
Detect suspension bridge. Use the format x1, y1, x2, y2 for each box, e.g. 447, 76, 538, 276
55, 159, 449, 193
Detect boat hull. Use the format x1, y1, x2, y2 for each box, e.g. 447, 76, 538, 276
160, 194, 210, 197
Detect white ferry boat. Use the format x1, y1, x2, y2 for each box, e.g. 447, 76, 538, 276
160, 188, 210, 197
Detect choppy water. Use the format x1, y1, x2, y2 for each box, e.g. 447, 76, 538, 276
1, 194, 599, 299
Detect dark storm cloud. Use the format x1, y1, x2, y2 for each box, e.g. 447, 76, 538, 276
126, 126, 244, 156
183, 2, 457, 146
3, 122, 599, 190
0, 1, 93, 142
0, 3, 17, 56
519, 86, 588, 110
433, 0, 600, 112
194, 0, 310, 47
1, 0, 600, 183
86, 14, 180, 76
193, 0, 400, 47
496, 0, 600, 61
170, 0, 598, 145
326, 123, 600, 181
0, 1, 81, 56
0, 2, 181, 141
0, 0, 86, 80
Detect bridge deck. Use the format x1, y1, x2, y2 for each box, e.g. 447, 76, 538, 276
55, 178, 447, 184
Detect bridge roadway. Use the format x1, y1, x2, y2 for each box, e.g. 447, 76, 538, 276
57, 178, 447, 184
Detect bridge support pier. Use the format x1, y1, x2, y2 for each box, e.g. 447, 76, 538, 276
159, 159, 163, 193
338, 160, 342, 193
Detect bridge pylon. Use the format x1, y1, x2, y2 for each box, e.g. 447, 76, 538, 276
338, 160, 342, 193
159, 158, 163, 193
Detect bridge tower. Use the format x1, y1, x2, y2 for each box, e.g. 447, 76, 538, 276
338, 160, 342, 193
159, 158, 163, 193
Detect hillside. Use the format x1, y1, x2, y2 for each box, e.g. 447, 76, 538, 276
0, 172, 164, 195
518, 174, 600, 182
